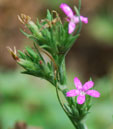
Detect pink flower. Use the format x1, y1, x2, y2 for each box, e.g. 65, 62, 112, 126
60, 3, 88, 34
66, 77, 100, 104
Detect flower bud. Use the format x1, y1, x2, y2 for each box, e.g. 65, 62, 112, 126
27, 20, 42, 37
18, 59, 39, 71
18, 14, 42, 38
7, 47, 20, 62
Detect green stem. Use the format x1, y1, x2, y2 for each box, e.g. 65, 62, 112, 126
55, 59, 78, 128
55, 81, 78, 128
55, 58, 88, 129
56, 82, 88, 129
78, 0, 81, 11
77, 122, 88, 129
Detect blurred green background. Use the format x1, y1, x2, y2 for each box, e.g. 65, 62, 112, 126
0, 0, 113, 129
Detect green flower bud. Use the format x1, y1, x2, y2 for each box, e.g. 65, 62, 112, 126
18, 59, 39, 71
18, 14, 42, 38
27, 20, 42, 37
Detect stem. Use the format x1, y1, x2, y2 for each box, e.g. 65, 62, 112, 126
56, 82, 88, 129
78, 0, 81, 11
74, 6, 82, 35
55, 58, 88, 129
55, 81, 78, 128
55, 62, 76, 127
55, 82, 68, 115
76, 122, 88, 129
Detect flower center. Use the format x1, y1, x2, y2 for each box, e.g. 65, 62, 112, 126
80, 90, 85, 96
71, 17, 75, 23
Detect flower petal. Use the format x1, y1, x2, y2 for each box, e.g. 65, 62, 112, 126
60, 3, 74, 18
66, 89, 80, 97
74, 77, 82, 90
74, 16, 88, 24
80, 16, 88, 24
77, 95, 85, 104
68, 21, 76, 34
86, 90, 100, 98
83, 81, 94, 91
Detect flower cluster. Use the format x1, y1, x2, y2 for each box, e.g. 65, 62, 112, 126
8, 1, 101, 129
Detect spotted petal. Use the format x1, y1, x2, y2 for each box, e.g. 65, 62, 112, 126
86, 90, 100, 98
74, 77, 82, 90
66, 89, 80, 97
77, 95, 85, 104
60, 3, 74, 18
68, 21, 76, 34
83, 81, 94, 91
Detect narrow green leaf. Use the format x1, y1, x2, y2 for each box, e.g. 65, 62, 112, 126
33, 43, 45, 63
25, 47, 37, 59
18, 50, 26, 59
46, 10, 53, 21
20, 29, 31, 37
64, 34, 80, 53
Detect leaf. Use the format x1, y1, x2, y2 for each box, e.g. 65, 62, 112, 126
64, 34, 80, 54
21, 70, 43, 78
46, 10, 53, 21
25, 47, 38, 59
20, 29, 31, 38
33, 43, 45, 63
18, 50, 26, 59
36, 18, 41, 29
